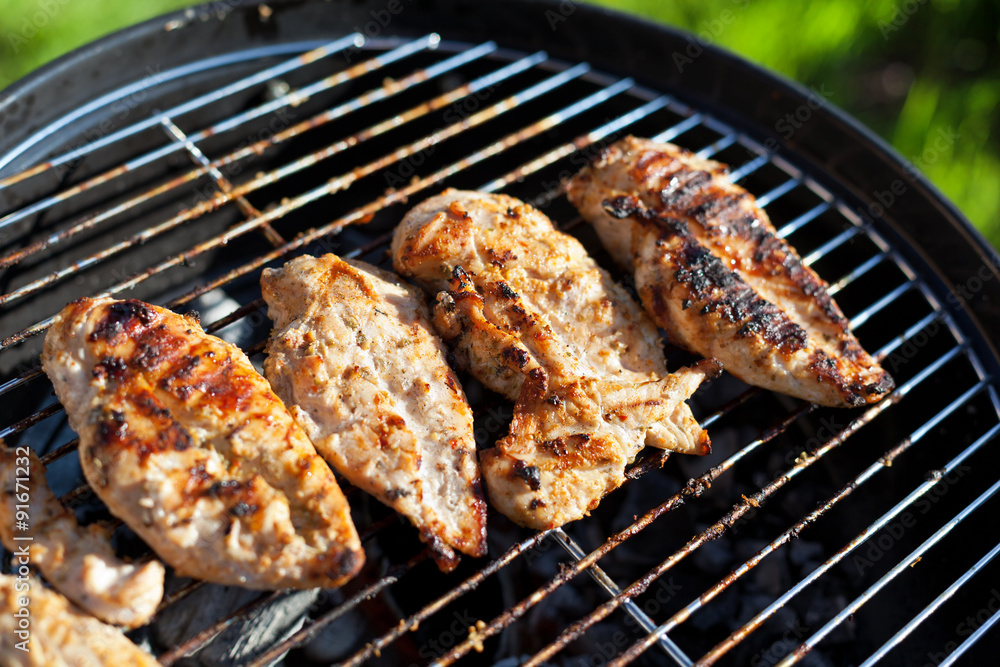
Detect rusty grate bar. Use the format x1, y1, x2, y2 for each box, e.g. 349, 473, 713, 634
0, 34, 434, 227
861, 533, 1000, 666
0, 34, 364, 186
0, 61, 596, 351
611, 375, 992, 666
517, 340, 966, 667
0, 41, 500, 272
550, 528, 693, 666
0, 42, 529, 309
245, 550, 433, 667
778, 453, 1000, 665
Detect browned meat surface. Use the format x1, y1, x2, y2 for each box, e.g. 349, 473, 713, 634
567, 136, 893, 407
393, 190, 719, 529
0, 445, 163, 627
42, 297, 363, 590
261, 254, 486, 571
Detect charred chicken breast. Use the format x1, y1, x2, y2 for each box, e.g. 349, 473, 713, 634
0, 445, 164, 628
42, 297, 363, 590
567, 136, 893, 407
261, 254, 487, 571
393, 190, 719, 530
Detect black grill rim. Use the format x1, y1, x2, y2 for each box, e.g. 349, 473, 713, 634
1, 1, 999, 665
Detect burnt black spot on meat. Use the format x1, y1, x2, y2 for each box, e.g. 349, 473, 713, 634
541, 433, 590, 458
662, 221, 807, 351
512, 460, 541, 490
158, 422, 193, 452
173, 355, 201, 380
501, 345, 529, 369
497, 281, 519, 300
385, 488, 411, 501
681, 299, 692, 310
334, 548, 361, 578
189, 464, 211, 484
133, 342, 164, 370
546, 394, 563, 407
89, 300, 155, 342
488, 248, 518, 267
529, 498, 547, 510
97, 410, 127, 443
207, 479, 243, 496
506, 206, 520, 219
602, 195, 642, 220
658, 170, 713, 209
229, 501, 258, 517
92, 356, 128, 382
135, 393, 171, 419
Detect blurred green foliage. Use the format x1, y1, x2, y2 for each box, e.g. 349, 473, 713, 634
0, 0, 996, 247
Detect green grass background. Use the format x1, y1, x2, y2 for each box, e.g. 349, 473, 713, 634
0, 0, 996, 248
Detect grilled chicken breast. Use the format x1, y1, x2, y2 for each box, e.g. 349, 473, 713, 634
261, 254, 487, 571
42, 297, 363, 589
567, 136, 893, 407
0, 574, 161, 666
393, 190, 720, 529
0, 445, 164, 628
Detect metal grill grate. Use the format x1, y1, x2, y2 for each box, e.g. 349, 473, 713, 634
2, 28, 999, 667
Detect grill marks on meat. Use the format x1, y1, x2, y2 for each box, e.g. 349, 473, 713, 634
261, 254, 486, 571
0, 574, 162, 666
393, 190, 719, 530
42, 297, 363, 590
568, 137, 893, 407
0, 446, 164, 628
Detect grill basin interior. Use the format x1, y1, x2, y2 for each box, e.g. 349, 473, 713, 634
1, 2, 999, 665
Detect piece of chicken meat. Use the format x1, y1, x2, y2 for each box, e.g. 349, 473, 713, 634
0, 573, 161, 666
261, 254, 487, 571
42, 297, 363, 589
393, 190, 719, 530
0, 444, 164, 628
567, 136, 893, 407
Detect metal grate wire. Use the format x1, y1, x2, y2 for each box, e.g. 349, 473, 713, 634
1, 33, 998, 667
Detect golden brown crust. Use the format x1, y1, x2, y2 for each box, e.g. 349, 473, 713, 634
42, 297, 363, 590
395, 191, 718, 529
260, 254, 487, 571
568, 136, 894, 407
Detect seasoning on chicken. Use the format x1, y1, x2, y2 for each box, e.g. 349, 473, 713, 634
0, 445, 164, 628
567, 136, 894, 408
393, 190, 719, 530
42, 297, 364, 590
261, 254, 487, 571
0, 573, 162, 666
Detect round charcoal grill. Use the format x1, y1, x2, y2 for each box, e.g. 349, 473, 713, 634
2, 1, 999, 665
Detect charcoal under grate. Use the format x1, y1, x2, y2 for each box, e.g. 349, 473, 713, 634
1, 2, 999, 666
